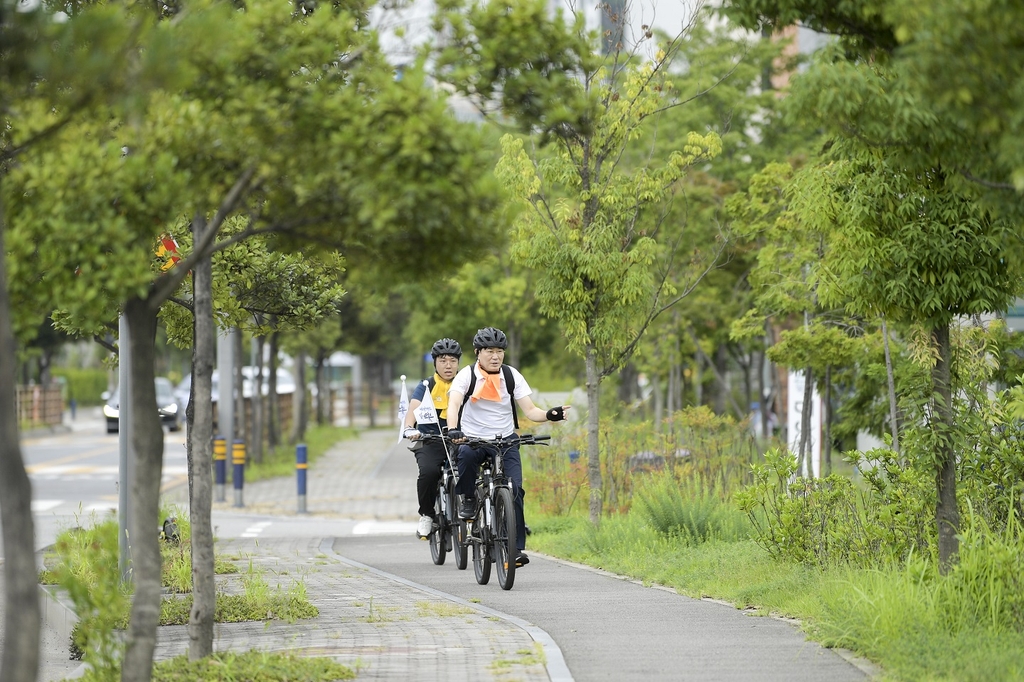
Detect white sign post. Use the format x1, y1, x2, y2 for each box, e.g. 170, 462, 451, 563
786, 369, 822, 478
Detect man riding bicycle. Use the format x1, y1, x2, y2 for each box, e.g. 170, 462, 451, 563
446, 327, 570, 568
403, 337, 462, 539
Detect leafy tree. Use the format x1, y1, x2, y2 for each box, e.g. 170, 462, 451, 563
1, 0, 186, 676
449, 2, 724, 523
722, 0, 1024, 571
8, 2, 504, 678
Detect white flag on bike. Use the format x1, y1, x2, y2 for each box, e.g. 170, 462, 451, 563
396, 376, 410, 443
413, 379, 441, 425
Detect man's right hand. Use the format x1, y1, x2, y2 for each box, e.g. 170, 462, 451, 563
404, 428, 421, 441
447, 429, 464, 443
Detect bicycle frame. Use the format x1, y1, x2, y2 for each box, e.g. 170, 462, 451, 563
459, 434, 549, 590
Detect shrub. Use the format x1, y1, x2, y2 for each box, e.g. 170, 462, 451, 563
735, 447, 933, 567
51, 367, 109, 406
634, 472, 749, 544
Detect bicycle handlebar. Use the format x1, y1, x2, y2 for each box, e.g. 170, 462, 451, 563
416, 433, 551, 447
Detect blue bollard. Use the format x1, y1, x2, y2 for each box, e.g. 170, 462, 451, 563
232, 439, 245, 508
296, 443, 308, 513
214, 436, 227, 502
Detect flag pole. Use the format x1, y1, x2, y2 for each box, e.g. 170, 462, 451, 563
396, 375, 409, 444
420, 379, 457, 476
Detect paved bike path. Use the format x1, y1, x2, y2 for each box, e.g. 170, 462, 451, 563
334, 531, 868, 682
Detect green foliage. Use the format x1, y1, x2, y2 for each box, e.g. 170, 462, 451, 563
150, 650, 354, 682
634, 473, 749, 544
159, 512, 237, 594
805, 154, 1021, 328
735, 447, 933, 567
432, 0, 600, 138
51, 367, 108, 406
246, 424, 356, 482
47, 518, 129, 674
525, 407, 759, 517
158, 571, 318, 626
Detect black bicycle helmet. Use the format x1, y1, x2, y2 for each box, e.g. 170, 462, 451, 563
431, 337, 462, 359
472, 327, 508, 350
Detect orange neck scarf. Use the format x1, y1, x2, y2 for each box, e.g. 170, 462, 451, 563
471, 363, 502, 402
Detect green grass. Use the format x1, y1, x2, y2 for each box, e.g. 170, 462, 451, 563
246, 424, 357, 482
148, 650, 354, 681
525, 509, 1024, 681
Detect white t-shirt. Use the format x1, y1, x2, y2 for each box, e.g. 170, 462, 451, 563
450, 364, 532, 439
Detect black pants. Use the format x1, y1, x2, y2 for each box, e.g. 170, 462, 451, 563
455, 442, 527, 551
415, 439, 449, 518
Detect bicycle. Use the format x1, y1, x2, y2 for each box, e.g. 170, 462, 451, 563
457, 433, 550, 590
417, 434, 468, 569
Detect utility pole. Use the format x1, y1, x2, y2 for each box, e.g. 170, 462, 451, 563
117, 314, 134, 583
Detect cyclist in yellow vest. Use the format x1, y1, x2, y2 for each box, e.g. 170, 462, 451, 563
403, 338, 462, 539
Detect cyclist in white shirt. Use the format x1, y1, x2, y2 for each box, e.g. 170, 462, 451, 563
445, 327, 570, 567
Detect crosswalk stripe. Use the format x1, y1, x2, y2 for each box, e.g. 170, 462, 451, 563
31, 500, 63, 512
28, 465, 188, 476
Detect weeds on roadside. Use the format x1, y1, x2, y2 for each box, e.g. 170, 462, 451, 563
634, 471, 749, 544
151, 650, 354, 681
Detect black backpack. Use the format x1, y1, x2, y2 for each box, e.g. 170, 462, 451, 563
459, 365, 519, 430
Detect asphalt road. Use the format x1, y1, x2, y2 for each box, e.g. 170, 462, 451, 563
1, 409, 187, 558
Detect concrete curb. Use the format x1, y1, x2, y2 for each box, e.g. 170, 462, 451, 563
321, 538, 574, 682
39, 583, 88, 679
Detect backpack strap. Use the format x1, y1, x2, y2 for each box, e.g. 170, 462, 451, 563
458, 364, 519, 430
502, 365, 519, 430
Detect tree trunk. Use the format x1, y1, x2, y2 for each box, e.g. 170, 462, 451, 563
0, 195, 41, 682
933, 322, 959, 573
824, 365, 832, 476
121, 296, 164, 682
882, 318, 900, 454
585, 343, 602, 525
713, 344, 728, 416
315, 353, 328, 426
693, 350, 703, 407
652, 373, 663, 434
267, 330, 280, 449
187, 218, 216, 660
291, 350, 308, 444
251, 335, 265, 464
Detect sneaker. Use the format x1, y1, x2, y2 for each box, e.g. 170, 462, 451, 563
416, 515, 433, 539
459, 500, 477, 520
515, 552, 530, 567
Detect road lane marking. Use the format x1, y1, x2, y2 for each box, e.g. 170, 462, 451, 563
352, 521, 418, 535
25, 445, 116, 473
240, 521, 273, 538
31, 500, 63, 512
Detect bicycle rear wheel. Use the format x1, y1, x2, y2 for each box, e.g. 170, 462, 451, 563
472, 507, 491, 585
429, 482, 447, 565
454, 517, 469, 570
494, 486, 517, 590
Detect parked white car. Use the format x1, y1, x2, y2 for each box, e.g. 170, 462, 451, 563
173, 367, 297, 412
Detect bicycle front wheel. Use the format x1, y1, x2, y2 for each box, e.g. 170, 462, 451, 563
494, 486, 517, 590
472, 507, 492, 585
